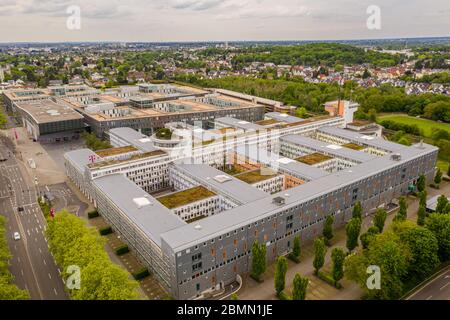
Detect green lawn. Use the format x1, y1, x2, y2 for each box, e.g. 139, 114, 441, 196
378, 114, 450, 138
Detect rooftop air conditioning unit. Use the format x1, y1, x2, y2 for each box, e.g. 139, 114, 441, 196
273, 196, 286, 206
391, 153, 401, 161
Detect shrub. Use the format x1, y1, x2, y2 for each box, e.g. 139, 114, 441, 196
99, 226, 113, 236
132, 267, 150, 280
87, 210, 99, 219
115, 244, 129, 256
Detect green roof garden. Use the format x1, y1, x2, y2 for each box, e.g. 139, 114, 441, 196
157, 186, 216, 209
296, 152, 333, 165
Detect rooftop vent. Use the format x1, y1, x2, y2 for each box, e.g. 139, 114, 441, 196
326, 144, 343, 150
213, 175, 232, 183
273, 196, 286, 206
194, 224, 202, 231
133, 197, 151, 209
391, 153, 401, 161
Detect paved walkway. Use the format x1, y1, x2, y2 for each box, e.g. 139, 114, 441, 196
238, 181, 450, 300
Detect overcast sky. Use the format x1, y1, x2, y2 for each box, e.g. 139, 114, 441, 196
0, 0, 449, 42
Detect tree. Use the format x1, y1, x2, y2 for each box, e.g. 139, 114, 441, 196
331, 248, 345, 286
251, 241, 267, 281
295, 107, 307, 118
292, 274, 308, 300
345, 232, 411, 300
291, 235, 301, 261
417, 205, 427, 226
346, 217, 362, 252
447, 164, 450, 178
435, 195, 449, 214
396, 222, 440, 283
434, 168, 442, 186
45, 211, 140, 300
417, 174, 426, 192
360, 226, 379, 249
352, 201, 363, 219
394, 197, 407, 222
419, 190, 427, 208
274, 256, 288, 297
425, 213, 450, 262
322, 215, 334, 246
313, 238, 326, 275
230, 293, 239, 300
373, 208, 387, 232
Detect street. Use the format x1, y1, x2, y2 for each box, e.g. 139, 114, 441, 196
0, 140, 68, 300
407, 266, 450, 300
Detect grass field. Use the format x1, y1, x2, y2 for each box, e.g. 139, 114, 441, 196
378, 114, 450, 138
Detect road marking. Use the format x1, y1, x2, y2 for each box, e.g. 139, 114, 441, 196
48, 273, 52, 279
21, 269, 24, 276
54, 288, 58, 295
43, 259, 47, 266
38, 247, 42, 253
440, 282, 450, 291
426, 295, 433, 300
17, 257, 21, 263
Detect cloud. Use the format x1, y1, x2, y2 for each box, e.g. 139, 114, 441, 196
217, 4, 311, 19
167, 0, 224, 11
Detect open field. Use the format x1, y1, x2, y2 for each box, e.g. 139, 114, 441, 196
378, 113, 450, 137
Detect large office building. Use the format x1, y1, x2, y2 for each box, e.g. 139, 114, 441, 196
65, 107, 438, 299
14, 98, 85, 142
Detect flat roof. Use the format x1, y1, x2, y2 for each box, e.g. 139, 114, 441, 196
161, 142, 438, 251
64, 148, 102, 173
173, 162, 269, 205
95, 145, 138, 158
215, 117, 265, 131
15, 99, 84, 124
233, 145, 329, 181
296, 152, 333, 165
108, 127, 157, 152
87, 150, 166, 169
265, 112, 304, 124
93, 173, 185, 247
157, 186, 216, 209
317, 126, 406, 153
281, 135, 377, 163
235, 169, 279, 184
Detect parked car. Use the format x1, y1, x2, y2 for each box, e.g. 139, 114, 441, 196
13, 232, 21, 241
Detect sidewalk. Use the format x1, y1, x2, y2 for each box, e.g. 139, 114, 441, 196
238, 181, 450, 300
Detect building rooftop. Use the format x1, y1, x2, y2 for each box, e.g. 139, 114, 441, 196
95, 145, 138, 158
281, 134, 377, 163
161, 142, 438, 251
215, 117, 265, 131
173, 162, 269, 205
64, 148, 103, 173
296, 152, 334, 165
87, 150, 167, 169
342, 143, 365, 151
157, 186, 216, 209
108, 127, 157, 152
265, 112, 305, 124
15, 99, 84, 124
233, 145, 329, 181
93, 173, 185, 246
235, 169, 279, 184
317, 126, 406, 153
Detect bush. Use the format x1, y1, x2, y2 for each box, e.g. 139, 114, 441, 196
87, 210, 99, 219
115, 244, 129, 256
99, 226, 113, 236
317, 271, 342, 289
132, 267, 150, 280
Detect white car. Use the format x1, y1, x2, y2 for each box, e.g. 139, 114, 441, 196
13, 232, 21, 241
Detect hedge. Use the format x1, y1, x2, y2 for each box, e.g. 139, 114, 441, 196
115, 244, 129, 256
88, 210, 99, 219
132, 267, 150, 280
99, 226, 113, 236
317, 271, 342, 289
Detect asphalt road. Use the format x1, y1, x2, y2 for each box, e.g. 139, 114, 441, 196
0, 141, 68, 300
407, 266, 450, 300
